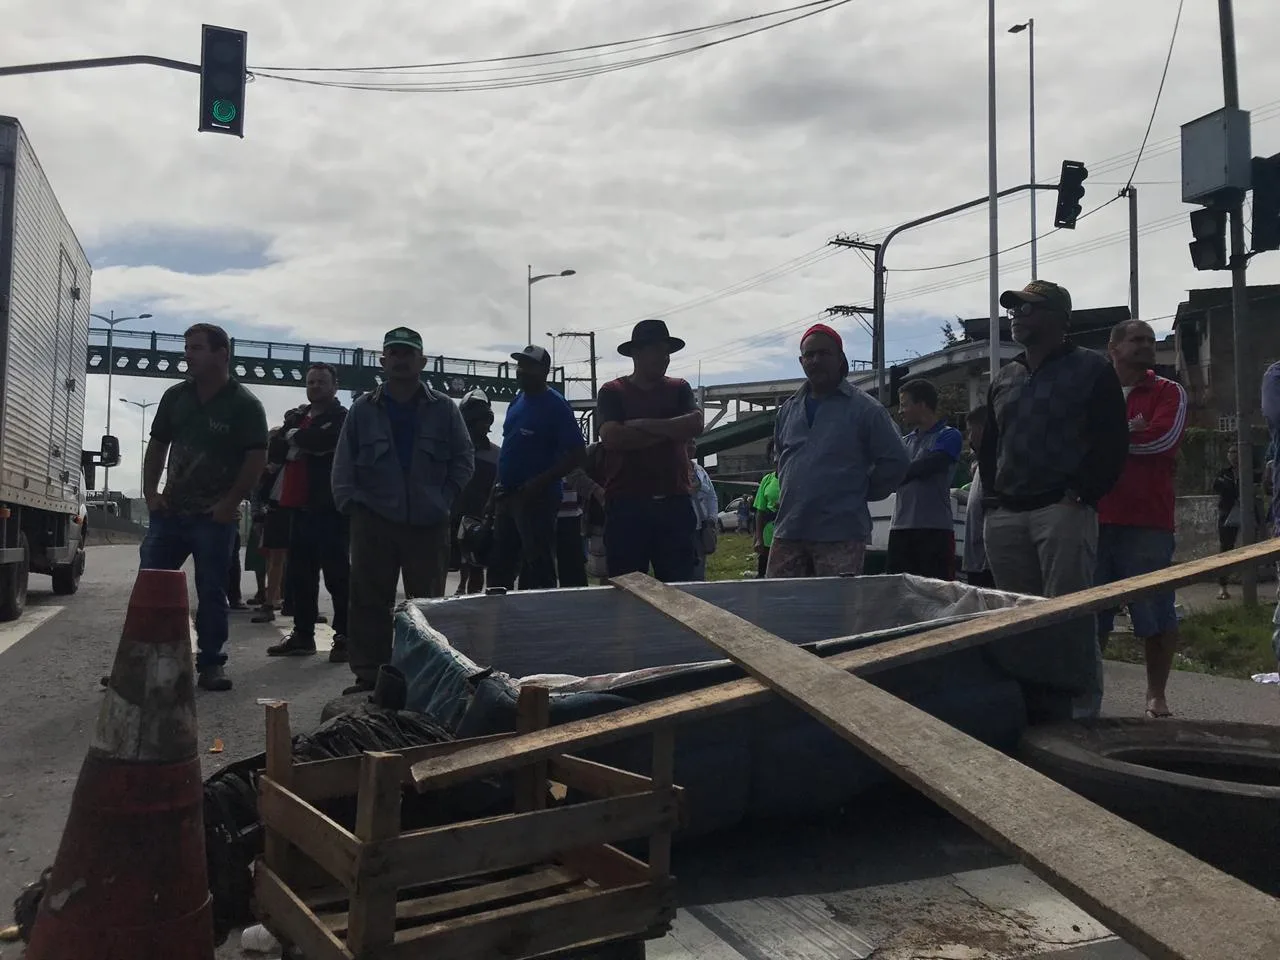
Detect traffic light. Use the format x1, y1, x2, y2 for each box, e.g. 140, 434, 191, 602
199, 25, 247, 137
888, 365, 910, 408
1252, 154, 1280, 253
1053, 160, 1088, 229
1188, 208, 1229, 270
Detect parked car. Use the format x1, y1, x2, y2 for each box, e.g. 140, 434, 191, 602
717, 495, 752, 532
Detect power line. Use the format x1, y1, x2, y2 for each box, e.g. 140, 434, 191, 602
1123, 0, 1186, 190
252, 1, 856, 94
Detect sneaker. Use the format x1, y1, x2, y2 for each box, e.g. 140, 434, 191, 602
267, 635, 317, 657
329, 635, 349, 664
251, 606, 276, 624
228, 600, 248, 611
198, 665, 233, 692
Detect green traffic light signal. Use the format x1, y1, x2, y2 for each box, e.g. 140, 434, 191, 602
211, 100, 238, 124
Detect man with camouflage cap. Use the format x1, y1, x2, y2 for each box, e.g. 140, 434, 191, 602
978, 280, 1128, 719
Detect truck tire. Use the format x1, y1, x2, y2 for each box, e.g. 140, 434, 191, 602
51, 545, 83, 595
0, 531, 30, 621
1019, 719, 1280, 893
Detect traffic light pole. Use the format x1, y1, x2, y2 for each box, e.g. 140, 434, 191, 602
0, 55, 201, 78
1218, 0, 1258, 605
870, 182, 1058, 403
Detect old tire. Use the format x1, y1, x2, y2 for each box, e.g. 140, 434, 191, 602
1019, 718, 1280, 893
0, 532, 30, 622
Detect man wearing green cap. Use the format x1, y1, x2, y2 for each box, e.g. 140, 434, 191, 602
978, 280, 1128, 720
331, 326, 475, 694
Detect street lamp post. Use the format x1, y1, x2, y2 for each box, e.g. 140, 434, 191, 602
986, 0, 1000, 386
89, 310, 152, 499
119, 398, 157, 496
545, 331, 557, 369
1009, 19, 1037, 279
526, 265, 576, 345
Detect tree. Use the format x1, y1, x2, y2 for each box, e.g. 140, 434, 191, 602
941, 319, 959, 348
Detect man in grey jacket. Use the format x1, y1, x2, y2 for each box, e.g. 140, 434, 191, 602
768, 323, 909, 577
331, 327, 474, 693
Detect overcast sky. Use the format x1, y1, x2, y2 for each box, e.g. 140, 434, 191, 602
4, 0, 1279, 495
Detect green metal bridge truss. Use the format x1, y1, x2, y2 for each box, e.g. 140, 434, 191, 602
86, 329, 563, 401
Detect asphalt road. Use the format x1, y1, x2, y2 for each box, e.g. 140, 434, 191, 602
1, 547, 1275, 958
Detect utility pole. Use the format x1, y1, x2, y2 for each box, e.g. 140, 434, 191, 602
987, 0, 1001, 388
555, 330, 598, 439
1218, 0, 1258, 605
1120, 186, 1140, 320
828, 237, 882, 394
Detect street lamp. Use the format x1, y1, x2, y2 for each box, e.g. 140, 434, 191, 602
545, 331, 557, 369
526, 265, 575, 345
89, 310, 152, 498
119, 398, 157, 496
1009, 18, 1037, 279
986, 0, 1000, 386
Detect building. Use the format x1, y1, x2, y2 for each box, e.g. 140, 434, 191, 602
1174, 284, 1280, 429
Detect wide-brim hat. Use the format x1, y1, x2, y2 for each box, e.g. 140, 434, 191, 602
618, 318, 685, 357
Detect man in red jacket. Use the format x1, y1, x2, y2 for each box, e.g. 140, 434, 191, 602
1096, 320, 1188, 719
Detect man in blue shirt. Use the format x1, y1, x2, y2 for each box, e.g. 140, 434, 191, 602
888, 378, 963, 580
489, 345, 586, 590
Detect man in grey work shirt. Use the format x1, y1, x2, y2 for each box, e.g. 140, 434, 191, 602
768, 323, 910, 578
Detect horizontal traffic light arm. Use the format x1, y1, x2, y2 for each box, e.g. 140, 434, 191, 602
0, 54, 202, 78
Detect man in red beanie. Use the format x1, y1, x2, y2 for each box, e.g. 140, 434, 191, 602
767, 324, 909, 577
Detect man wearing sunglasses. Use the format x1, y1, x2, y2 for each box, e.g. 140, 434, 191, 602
978, 280, 1128, 720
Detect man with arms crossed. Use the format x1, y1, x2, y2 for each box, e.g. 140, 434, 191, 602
141, 323, 268, 692
980, 281, 1128, 718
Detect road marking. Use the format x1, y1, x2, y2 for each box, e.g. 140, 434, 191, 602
0, 605, 67, 658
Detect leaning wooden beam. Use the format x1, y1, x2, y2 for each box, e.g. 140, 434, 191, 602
613, 573, 1280, 960
411, 538, 1280, 792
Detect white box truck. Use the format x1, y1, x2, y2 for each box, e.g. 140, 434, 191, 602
0, 116, 119, 620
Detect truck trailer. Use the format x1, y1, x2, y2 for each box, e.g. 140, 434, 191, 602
0, 116, 118, 620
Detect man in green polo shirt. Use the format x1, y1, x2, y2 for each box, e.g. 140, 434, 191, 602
142, 323, 268, 691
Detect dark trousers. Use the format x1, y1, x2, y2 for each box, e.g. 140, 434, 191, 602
347, 505, 450, 686
756, 549, 769, 579
886, 528, 955, 580
288, 508, 350, 640
140, 513, 237, 671
964, 568, 997, 589
555, 515, 588, 587
1218, 524, 1239, 587
604, 495, 697, 582
488, 494, 560, 591
227, 531, 243, 603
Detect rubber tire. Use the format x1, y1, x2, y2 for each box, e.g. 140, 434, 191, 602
1019, 718, 1280, 893
0, 531, 30, 622
51, 541, 84, 595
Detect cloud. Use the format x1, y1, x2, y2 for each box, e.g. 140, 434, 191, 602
1, 0, 1277, 466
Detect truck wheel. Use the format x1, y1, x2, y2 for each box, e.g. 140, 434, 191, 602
51, 547, 83, 595
0, 532, 30, 621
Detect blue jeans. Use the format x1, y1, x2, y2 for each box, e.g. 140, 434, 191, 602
139, 512, 237, 670
605, 495, 697, 582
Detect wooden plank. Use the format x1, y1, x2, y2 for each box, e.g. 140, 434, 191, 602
321, 866, 581, 934
364, 789, 680, 889
264, 702, 294, 873
410, 537, 1280, 793
614, 572, 1280, 960
292, 732, 515, 803
560, 844, 652, 888
259, 775, 363, 891
515, 684, 551, 813
386, 881, 669, 960
254, 861, 354, 960
548, 754, 686, 814
648, 729, 675, 879
346, 752, 405, 954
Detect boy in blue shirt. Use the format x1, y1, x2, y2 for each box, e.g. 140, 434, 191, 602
489, 346, 586, 590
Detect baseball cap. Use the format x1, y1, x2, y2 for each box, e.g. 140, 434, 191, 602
383, 327, 424, 351
511, 345, 551, 368
999, 280, 1072, 317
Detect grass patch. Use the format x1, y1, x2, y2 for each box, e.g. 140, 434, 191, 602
706, 532, 761, 581
1105, 603, 1277, 679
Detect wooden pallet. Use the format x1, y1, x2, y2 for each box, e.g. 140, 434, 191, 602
253, 688, 680, 960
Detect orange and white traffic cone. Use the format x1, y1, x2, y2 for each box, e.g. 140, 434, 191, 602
26, 568, 214, 960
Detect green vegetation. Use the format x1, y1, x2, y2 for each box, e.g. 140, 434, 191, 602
1105, 603, 1277, 679
706, 532, 760, 581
